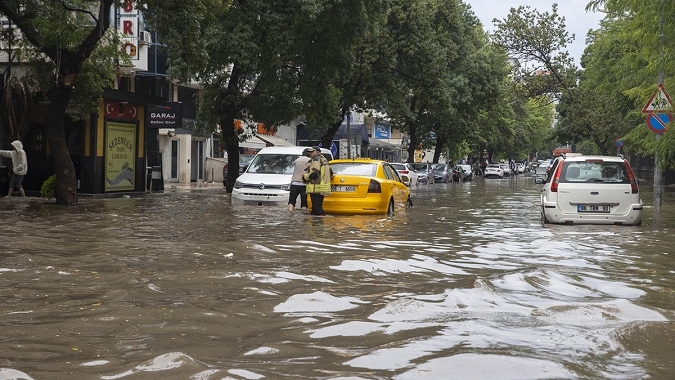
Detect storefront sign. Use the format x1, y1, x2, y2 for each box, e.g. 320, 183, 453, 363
147, 102, 182, 128
105, 122, 137, 191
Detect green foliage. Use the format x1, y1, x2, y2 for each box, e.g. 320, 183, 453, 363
561, 1, 675, 165
40, 174, 57, 200
492, 4, 578, 98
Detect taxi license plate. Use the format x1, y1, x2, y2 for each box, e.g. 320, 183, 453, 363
577, 204, 610, 213
331, 185, 355, 192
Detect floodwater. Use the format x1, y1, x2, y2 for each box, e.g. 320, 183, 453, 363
1, 174, 675, 380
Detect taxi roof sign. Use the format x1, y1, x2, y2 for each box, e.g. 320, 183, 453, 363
642, 83, 674, 114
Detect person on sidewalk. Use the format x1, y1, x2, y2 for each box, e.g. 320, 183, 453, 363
0, 140, 28, 197
288, 147, 312, 211
303, 146, 331, 216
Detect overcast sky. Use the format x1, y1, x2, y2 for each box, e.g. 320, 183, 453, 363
464, 0, 605, 66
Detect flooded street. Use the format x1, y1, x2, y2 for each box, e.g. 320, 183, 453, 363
1, 174, 675, 379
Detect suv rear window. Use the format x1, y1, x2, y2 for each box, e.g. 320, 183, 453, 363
560, 161, 630, 184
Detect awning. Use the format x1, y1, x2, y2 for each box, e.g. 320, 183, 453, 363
334, 123, 369, 144
256, 135, 294, 147
367, 139, 399, 150
240, 136, 267, 149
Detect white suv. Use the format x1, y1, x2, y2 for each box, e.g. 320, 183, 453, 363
535, 155, 643, 225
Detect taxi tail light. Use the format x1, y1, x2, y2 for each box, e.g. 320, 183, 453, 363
550, 160, 564, 192
624, 160, 639, 194
367, 179, 382, 193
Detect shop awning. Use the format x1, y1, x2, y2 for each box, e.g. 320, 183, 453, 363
256, 135, 294, 147
240, 136, 267, 149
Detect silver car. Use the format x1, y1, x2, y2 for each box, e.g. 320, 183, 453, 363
409, 163, 435, 184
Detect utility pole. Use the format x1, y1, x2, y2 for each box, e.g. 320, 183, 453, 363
346, 110, 352, 159
655, 0, 665, 210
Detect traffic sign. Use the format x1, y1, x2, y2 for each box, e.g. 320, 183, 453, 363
614, 138, 624, 148
642, 83, 674, 114
646, 113, 672, 134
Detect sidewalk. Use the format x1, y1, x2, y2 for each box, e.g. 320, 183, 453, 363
75, 181, 226, 199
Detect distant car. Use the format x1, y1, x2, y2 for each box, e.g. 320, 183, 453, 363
409, 163, 435, 184
500, 163, 512, 177
222, 154, 255, 187
484, 164, 504, 178
516, 163, 526, 174
390, 162, 419, 187
454, 164, 473, 181
317, 158, 412, 215
431, 163, 452, 183
535, 155, 642, 225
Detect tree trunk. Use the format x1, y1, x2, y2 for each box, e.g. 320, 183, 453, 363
223, 115, 239, 193
46, 85, 78, 205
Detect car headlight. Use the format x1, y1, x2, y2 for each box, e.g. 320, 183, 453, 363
280, 184, 290, 190
234, 181, 243, 188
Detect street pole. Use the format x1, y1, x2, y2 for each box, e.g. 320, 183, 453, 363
655, 0, 665, 210
346, 110, 352, 159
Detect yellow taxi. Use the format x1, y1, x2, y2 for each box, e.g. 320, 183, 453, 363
315, 158, 412, 215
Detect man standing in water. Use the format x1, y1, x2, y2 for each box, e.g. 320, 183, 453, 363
303, 146, 331, 216
288, 147, 312, 211
0, 140, 28, 197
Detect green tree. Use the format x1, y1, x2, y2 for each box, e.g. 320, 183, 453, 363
0, 0, 125, 205
586, 1, 675, 169
491, 4, 577, 99
144, 0, 386, 191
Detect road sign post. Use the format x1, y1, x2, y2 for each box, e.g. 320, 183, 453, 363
642, 83, 674, 209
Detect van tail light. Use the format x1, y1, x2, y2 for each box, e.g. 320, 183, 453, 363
367, 179, 382, 193
400, 170, 409, 174
550, 161, 564, 192
624, 160, 639, 194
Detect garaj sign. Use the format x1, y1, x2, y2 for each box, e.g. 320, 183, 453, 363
147, 102, 182, 128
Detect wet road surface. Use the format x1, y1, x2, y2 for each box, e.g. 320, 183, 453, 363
1, 174, 675, 379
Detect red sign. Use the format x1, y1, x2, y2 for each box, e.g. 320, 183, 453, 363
646, 113, 672, 134
642, 83, 674, 114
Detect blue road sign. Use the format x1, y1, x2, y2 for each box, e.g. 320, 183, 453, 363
647, 113, 672, 134
319, 141, 338, 158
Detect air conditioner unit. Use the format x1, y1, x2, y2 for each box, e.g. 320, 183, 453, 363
139, 31, 152, 45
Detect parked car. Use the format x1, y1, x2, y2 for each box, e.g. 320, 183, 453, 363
409, 163, 435, 184
535, 155, 642, 225
500, 163, 512, 177
516, 163, 526, 174
317, 158, 412, 215
432, 163, 452, 183
390, 162, 419, 187
454, 164, 474, 182
222, 154, 255, 187
232, 146, 333, 204
484, 164, 504, 178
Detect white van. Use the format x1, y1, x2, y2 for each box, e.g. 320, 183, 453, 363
232, 146, 333, 204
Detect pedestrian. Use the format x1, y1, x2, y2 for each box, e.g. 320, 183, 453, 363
288, 147, 312, 211
303, 146, 331, 216
0, 140, 28, 197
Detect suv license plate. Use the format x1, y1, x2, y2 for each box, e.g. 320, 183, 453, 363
332, 185, 355, 192
577, 204, 610, 213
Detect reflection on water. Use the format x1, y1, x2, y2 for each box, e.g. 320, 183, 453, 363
1, 177, 674, 379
